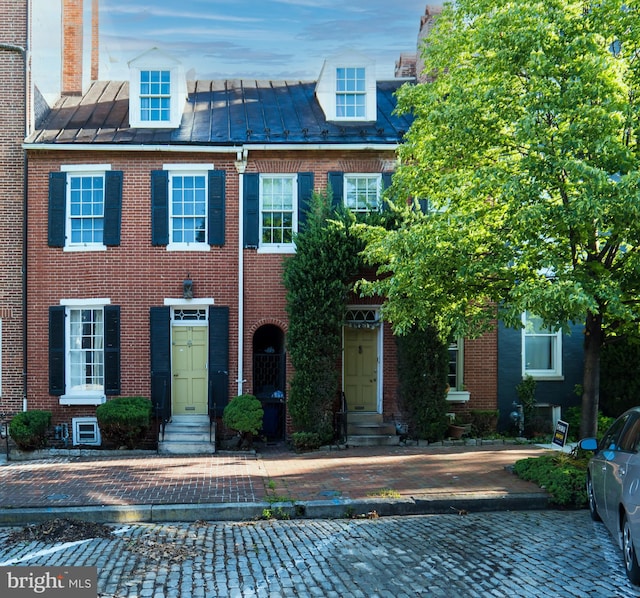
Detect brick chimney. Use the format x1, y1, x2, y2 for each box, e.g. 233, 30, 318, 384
416, 5, 442, 83
62, 0, 83, 95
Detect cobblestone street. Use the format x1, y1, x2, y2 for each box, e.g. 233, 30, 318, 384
1, 510, 639, 597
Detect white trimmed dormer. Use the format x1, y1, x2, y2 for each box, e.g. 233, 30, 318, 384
128, 48, 186, 129
315, 51, 377, 122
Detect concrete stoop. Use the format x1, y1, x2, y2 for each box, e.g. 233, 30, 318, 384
158, 415, 216, 455
346, 413, 400, 447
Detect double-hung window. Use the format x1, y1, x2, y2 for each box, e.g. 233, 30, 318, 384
345, 174, 382, 212
447, 338, 470, 402
68, 306, 104, 393
336, 67, 366, 119
140, 69, 171, 123
68, 172, 105, 245
260, 175, 296, 250
170, 171, 208, 247
50, 300, 120, 405
522, 311, 562, 378
48, 165, 122, 251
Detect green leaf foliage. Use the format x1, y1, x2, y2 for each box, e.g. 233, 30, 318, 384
513, 452, 589, 508
283, 190, 363, 439
9, 410, 52, 451
222, 394, 264, 436
96, 396, 152, 449
358, 0, 640, 436
396, 326, 449, 441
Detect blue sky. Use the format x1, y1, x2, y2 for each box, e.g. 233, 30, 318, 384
97, 0, 435, 81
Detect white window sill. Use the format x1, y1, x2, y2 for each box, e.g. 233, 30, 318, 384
446, 391, 470, 403
524, 373, 564, 381
59, 394, 106, 406
167, 243, 210, 252
63, 245, 107, 252
257, 246, 295, 254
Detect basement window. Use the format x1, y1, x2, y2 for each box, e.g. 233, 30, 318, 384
72, 417, 101, 446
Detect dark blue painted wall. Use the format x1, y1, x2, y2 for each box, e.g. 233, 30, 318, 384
497, 320, 584, 432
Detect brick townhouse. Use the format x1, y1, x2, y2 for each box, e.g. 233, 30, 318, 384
17, 0, 504, 450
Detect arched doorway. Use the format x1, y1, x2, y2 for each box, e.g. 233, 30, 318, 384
252, 325, 286, 440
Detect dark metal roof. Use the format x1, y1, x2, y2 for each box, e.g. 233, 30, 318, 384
27, 79, 413, 146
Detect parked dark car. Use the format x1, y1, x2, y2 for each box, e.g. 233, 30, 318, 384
580, 406, 640, 585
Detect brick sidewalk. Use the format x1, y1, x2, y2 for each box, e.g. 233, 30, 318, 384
0, 444, 548, 509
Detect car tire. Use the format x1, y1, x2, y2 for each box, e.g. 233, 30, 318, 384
623, 513, 640, 585
587, 475, 601, 522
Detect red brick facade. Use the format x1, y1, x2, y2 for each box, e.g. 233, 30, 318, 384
0, 0, 27, 417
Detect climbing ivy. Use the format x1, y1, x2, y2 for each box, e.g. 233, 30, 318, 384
283, 190, 362, 441
396, 326, 449, 442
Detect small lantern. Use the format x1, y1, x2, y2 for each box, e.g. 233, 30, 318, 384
183, 278, 193, 299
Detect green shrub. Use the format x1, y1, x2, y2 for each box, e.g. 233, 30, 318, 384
396, 325, 449, 442
96, 396, 152, 449
564, 407, 616, 442
291, 431, 322, 452
469, 410, 500, 437
9, 410, 52, 451
223, 394, 264, 447
512, 452, 589, 508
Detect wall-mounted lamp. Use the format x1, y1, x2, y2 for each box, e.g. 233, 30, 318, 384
183, 276, 193, 299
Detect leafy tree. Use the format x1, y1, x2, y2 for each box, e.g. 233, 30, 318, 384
358, 0, 640, 437
283, 190, 363, 440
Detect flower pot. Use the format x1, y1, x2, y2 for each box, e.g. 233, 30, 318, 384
448, 424, 465, 439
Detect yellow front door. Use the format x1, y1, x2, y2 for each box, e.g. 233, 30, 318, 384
172, 326, 208, 415
344, 326, 378, 412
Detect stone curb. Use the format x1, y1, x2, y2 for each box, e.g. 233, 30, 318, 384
0, 492, 549, 526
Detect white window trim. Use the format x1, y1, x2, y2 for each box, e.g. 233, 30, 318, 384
447, 337, 470, 403
59, 298, 111, 405
257, 173, 297, 254
61, 165, 112, 253
129, 66, 184, 129
72, 417, 101, 446
165, 165, 211, 252
521, 312, 563, 380
344, 173, 382, 212
315, 52, 377, 122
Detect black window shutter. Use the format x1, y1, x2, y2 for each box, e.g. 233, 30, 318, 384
208, 306, 229, 417
328, 171, 343, 209
243, 173, 259, 248
151, 170, 169, 246
104, 305, 121, 396
381, 172, 393, 212
49, 306, 65, 396
297, 172, 314, 231
103, 171, 123, 246
150, 306, 171, 421
208, 170, 225, 246
48, 172, 67, 247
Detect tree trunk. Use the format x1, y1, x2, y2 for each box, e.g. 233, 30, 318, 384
580, 310, 603, 438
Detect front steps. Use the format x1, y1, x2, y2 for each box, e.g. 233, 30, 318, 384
346, 412, 400, 447
158, 415, 216, 455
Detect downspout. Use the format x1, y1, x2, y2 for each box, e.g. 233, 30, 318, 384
234, 149, 248, 396
0, 30, 30, 413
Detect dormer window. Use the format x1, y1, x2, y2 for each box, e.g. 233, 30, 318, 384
336, 67, 366, 118
140, 70, 171, 122
128, 48, 186, 129
316, 51, 377, 122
